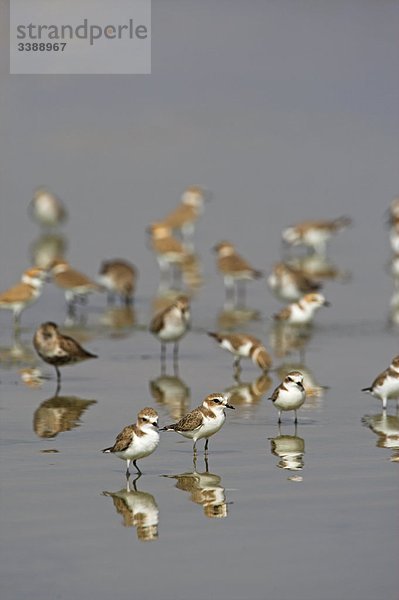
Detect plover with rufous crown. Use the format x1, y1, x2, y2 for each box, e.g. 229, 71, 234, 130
273, 293, 330, 325
50, 258, 101, 311
282, 216, 352, 255
102, 408, 159, 477
149, 294, 190, 364
362, 355, 399, 410
207, 332, 272, 373
213, 241, 263, 304
161, 393, 235, 453
269, 371, 306, 423
98, 258, 137, 306
267, 262, 322, 303
33, 321, 97, 388
0, 267, 47, 328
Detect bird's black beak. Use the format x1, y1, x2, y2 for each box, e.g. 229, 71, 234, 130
324, 300, 331, 307
225, 403, 235, 410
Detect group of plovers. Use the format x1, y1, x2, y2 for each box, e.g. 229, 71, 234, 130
1, 186, 399, 478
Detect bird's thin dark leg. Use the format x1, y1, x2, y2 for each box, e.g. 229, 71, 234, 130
294, 410, 298, 424
173, 342, 179, 368
278, 411, 282, 424
237, 280, 246, 307
204, 438, 209, 453
126, 459, 131, 479
133, 459, 142, 475
161, 343, 166, 372
204, 454, 209, 473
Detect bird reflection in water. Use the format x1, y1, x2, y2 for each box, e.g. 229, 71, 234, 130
284, 255, 351, 284
0, 330, 38, 370
164, 455, 230, 519
270, 425, 305, 480
149, 372, 190, 421
99, 305, 136, 337
269, 322, 313, 361
103, 476, 159, 542
29, 233, 68, 271
224, 373, 272, 416
362, 412, 399, 462
33, 395, 97, 438
216, 303, 261, 331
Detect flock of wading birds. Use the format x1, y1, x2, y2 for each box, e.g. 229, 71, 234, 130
1, 186, 399, 478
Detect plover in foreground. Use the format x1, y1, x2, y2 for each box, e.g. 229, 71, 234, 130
161, 393, 235, 453
98, 259, 137, 306
33, 321, 97, 389
269, 371, 306, 423
102, 407, 159, 477
282, 216, 352, 255
208, 332, 272, 373
149, 294, 190, 364
0, 267, 47, 328
273, 293, 330, 325
213, 241, 263, 304
362, 356, 399, 410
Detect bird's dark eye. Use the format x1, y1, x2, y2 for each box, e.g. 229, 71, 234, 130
142, 417, 148, 422
287, 377, 293, 382
213, 398, 221, 404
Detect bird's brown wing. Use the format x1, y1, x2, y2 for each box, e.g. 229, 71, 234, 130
59, 335, 97, 359
110, 425, 135, 452
0, 282, 31, 302
174, 408, 204, 431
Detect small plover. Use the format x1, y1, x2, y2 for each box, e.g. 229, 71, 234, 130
28, 187, 68, 228
50, 259, 101, 310
0, 267, 47, 328
98, 259, 137, 306
213, 241, 263, 303
267, 262, 322, 302
208, 332, 272, 373
269, 371, 306, 423
148, 222, 193, 283
282, 216, 352, 254
162, 186, 208, 247
102, 407, 159, 477
273, 293, 330, 325
361, 356, 399, 410
161, 392, 235, 453
149, 294, 190, 363
33, 321, 97, 388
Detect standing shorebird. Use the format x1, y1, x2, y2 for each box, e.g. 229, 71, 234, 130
161, 392, 235, 453
362, 355, 399, 410
102, 408, 160, 477
162, 186, 208, 249
269, 371, 306, 423
267, 262, 322, 302
282, 216, 352, 255
213, 241, 263, 305
50, 259, 101, 312
98, 259, 137, 306
28, 187, 68, 228
207, 332, 272, 374
149, 295, 190, 367
33, 322, 97, 391
0, 267, 47, 329
148, 222, 193, 286
273, 293, 330, 325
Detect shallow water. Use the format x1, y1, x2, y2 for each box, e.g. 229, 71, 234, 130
1, 2, 399, 600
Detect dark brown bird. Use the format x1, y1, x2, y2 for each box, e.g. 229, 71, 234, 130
33, 322, 97, 389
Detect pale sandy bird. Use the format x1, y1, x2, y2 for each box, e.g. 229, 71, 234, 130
282, 216, 352, 254
162, 185, 208, 247
0, 267, 47, 328
149, 294, 190, 364
269, 371, 306, 423
28, 187, 68, 228
267, 262, 322, 302
33, 321, 97, 388
50, 258, 101, 311
208, 332, 272, 374
148, 222, 194, 285
103, 480, 159, 541
102, 407, 160, 477
98, 259, 137, 306
161, 392, 235, 453
273, 293, 330, 325
362, 355, 399, 410
214, 241, 263, 304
